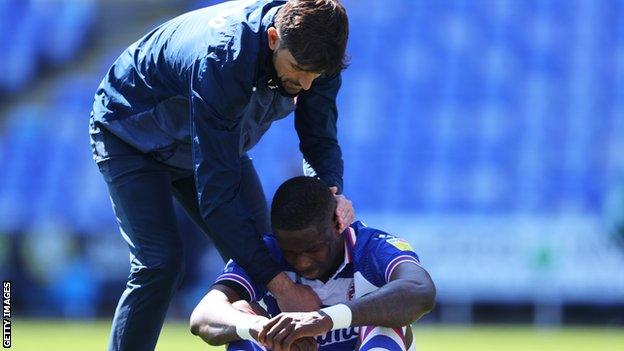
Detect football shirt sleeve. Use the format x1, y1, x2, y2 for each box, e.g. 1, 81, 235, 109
213, 259, 266, 302
364, 233, 421, 284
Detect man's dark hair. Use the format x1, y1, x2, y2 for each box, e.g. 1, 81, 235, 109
274, 0, 349, 75
271, 176, 336, 232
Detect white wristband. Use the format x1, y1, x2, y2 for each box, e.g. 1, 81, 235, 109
235, 324, 254, 341
320, 304, 352, 330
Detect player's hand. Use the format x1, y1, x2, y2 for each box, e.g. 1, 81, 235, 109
330, 187, 354, 232
258, 312, 331, 351
268, 273, 321, 312
249, 317, 271, 342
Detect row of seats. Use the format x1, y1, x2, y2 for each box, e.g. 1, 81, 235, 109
257, 0, 623, 214
0, 0, 96, 94
0, 0, 622, 234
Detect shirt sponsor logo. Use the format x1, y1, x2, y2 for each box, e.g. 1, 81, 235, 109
316, 327, 358, 346
387, 238, 414, 252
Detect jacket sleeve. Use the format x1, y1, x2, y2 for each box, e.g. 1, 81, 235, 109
295, 72, 345, 193
189, 59, 281, 287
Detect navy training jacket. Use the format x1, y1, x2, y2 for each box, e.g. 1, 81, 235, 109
90, 0, 344, 286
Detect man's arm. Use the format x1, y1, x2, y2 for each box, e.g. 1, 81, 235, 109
190, 59, 282, 287
191, 60, 321, 311
295, 73, 344, 193
258, 263, 436, 351
190, 285, 268, 346
295, 73, 354, 230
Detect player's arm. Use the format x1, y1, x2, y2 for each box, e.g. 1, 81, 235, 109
258, 263, 435, 351
345, 261, 436, 327
190, 284, 268, 346
259, 235, 435, 351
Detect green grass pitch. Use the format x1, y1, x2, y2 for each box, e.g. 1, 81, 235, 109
9, 320, 624, 351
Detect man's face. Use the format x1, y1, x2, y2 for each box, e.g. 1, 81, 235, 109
268, 27, 322, 95
275, 222, 343, 282
272, 49, 322, 95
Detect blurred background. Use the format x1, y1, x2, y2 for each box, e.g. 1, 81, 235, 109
1, 0, 623, 350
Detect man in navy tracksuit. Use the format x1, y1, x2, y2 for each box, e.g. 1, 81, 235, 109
89, 1, 353, 350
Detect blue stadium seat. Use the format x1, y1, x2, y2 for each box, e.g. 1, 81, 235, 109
0, 0, 96, 93
2, 6, 37, 92
40, 0, 97, 65
0, 104, 46, 231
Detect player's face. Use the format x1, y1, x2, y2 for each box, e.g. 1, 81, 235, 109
275, 222, 343, 282
272, 48, 322, 95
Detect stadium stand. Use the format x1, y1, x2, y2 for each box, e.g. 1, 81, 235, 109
0, 0, 622, 322
0, 0, 96, 94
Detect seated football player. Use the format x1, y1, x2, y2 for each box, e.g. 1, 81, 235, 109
190, 176, 436, 351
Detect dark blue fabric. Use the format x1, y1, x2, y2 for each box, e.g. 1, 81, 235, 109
90, 0, 344, 287
91, 123, 269, 351
226, 339, 265, 351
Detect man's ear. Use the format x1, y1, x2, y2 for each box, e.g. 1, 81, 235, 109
268, 27, 280, 50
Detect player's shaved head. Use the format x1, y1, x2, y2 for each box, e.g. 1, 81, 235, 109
271, 176, 336, 234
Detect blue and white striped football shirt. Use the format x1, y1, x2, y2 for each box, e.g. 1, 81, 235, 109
214, 221, 421, 351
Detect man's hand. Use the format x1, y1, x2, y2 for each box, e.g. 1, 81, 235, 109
329, 187, 354, 232
267, 273, 321, 312
258, 312, 331, 351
